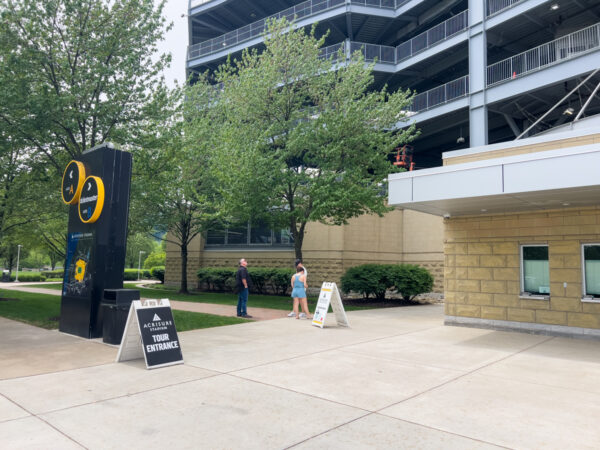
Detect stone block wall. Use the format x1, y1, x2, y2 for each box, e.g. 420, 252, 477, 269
444, 206, 600, 331
165, 209, 445, 293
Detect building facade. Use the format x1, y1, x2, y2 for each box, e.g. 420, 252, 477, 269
389, 117, 600, 338
165, 209, 445, 292
177, 0, 600, 298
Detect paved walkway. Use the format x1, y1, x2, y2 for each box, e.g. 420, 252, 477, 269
0, 282, 289, 321
1, 305, 600, 449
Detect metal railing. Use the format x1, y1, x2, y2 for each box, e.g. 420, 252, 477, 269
396, 10, 468, 62
351, 0, 399, 8
486, 0, 526, 17
487, 22, 600, 86
188, 0, 436, 60
319, 42, 345, 61
409, 75, 469, 113
188, 0, 345, 60
350, 41, 396, 63
346, 11, 468, 65
189, 0, 212, 8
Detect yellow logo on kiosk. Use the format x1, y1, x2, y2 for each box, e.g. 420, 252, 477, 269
78, 176, 105, 224
61, 161, 86, 205
74, 259, 87, 282
60, 160, 106, 224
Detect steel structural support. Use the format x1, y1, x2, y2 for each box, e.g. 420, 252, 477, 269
468, 0, 488, 147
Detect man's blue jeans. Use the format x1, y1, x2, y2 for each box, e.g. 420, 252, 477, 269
237, 288, 248, 316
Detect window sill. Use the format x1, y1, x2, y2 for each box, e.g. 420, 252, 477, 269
519, 294, 550, 301
581, 298, 600, 304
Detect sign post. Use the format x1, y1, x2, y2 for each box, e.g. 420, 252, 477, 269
312, 282, 350, 328
59, 144, 132, 339
117, 299, 184, 369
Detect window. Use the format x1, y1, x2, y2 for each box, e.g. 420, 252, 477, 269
205, 220, 294, 248
520, 245, 550, 296
583, 244, 600, 299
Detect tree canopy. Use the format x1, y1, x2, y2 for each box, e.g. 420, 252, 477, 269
186, 19, 417, 259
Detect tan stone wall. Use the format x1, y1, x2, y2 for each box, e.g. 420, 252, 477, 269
165, 209, 445, 292
444, 133, 600, 166
444, 206, 600, 329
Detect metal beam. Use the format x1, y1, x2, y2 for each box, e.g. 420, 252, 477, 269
516, 69, 599, 139
502, 113, 521, 136
346, 12, 353, 39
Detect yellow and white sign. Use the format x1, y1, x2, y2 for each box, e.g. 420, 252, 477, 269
312, 282, 350, 328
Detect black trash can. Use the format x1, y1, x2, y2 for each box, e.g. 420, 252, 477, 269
101, 289, 140, 345
1, 270, 10, 282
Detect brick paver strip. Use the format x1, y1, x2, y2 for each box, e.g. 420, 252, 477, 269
0, 282, 288, 321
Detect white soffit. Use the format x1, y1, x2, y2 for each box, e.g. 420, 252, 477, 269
388, 143, 600, 217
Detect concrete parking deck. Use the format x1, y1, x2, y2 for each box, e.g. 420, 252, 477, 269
1, 305, 600, 449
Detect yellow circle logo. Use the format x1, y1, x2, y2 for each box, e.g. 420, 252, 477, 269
61, 161, 86, 205
78, 176, 105, 224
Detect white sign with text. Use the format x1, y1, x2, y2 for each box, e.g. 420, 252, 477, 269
312, 282, 350, 328
116, 299, 184, 369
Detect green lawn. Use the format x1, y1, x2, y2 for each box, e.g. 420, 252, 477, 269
0, 289, 248, 331
130, 285, 374, 312
30, 283, 374, 312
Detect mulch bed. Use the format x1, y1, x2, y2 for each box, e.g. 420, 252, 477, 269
341, 298, 422, 308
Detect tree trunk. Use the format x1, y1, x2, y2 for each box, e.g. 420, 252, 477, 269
294, 237, 303, 261
179, 243, 188, 294
290, 218, 306, 261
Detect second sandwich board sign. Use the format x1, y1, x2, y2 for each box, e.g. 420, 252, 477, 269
312, 282, 350, 329
117, 299, 183, 369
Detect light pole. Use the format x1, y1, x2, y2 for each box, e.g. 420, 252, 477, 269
137, 251, 146, 281
15, 244, 22, 282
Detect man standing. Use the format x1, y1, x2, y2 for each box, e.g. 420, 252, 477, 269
288, 259, 308, 318
236, 258, 252, 318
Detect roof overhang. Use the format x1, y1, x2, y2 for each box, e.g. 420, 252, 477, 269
388, 143, 600, 217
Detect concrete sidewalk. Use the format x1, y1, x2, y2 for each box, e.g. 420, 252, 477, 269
0, 305, 600, 449
0, 282, 289, 321
1, 305, 600, 449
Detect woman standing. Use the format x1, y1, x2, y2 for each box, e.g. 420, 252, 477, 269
291, 266, 311, 319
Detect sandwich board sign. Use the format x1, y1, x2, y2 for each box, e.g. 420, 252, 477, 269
116, 299, 183, 369
312, 282, 350, 328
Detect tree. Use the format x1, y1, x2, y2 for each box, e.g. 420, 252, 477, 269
125, 233, 156, 269
0, 0, 173, 168
130, 84, 223, 294
190, 19, 417, 260
143, 250, 165, 269
0, 0, 178, 272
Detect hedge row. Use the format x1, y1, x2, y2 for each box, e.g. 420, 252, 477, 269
340, 264, 433, 301
197, 267, 295, 295
8, 273, 48, 282
4, 269, 161, 282
150, 266, 165, 284
123, 268, 152, 280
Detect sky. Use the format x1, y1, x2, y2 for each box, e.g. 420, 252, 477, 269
156, 0, 190, 88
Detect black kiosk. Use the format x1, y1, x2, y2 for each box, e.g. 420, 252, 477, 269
59, 143, 134, 339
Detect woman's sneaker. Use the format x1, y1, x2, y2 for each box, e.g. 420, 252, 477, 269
299, 313, 307, 319
287, 311, 296, 317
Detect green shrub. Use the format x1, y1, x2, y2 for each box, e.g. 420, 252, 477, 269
340, 264, 394, 301
197, 267, 294, 295
10, 272, 47, 282
390, 264, 434, 301
197, 268, 236, 292
150, 266, 165, 284
123, 268, 151, 281
143, 251, 166, 269
43, 269, 64, 278
266, 268, 294, 296
341, 263, 433, 301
